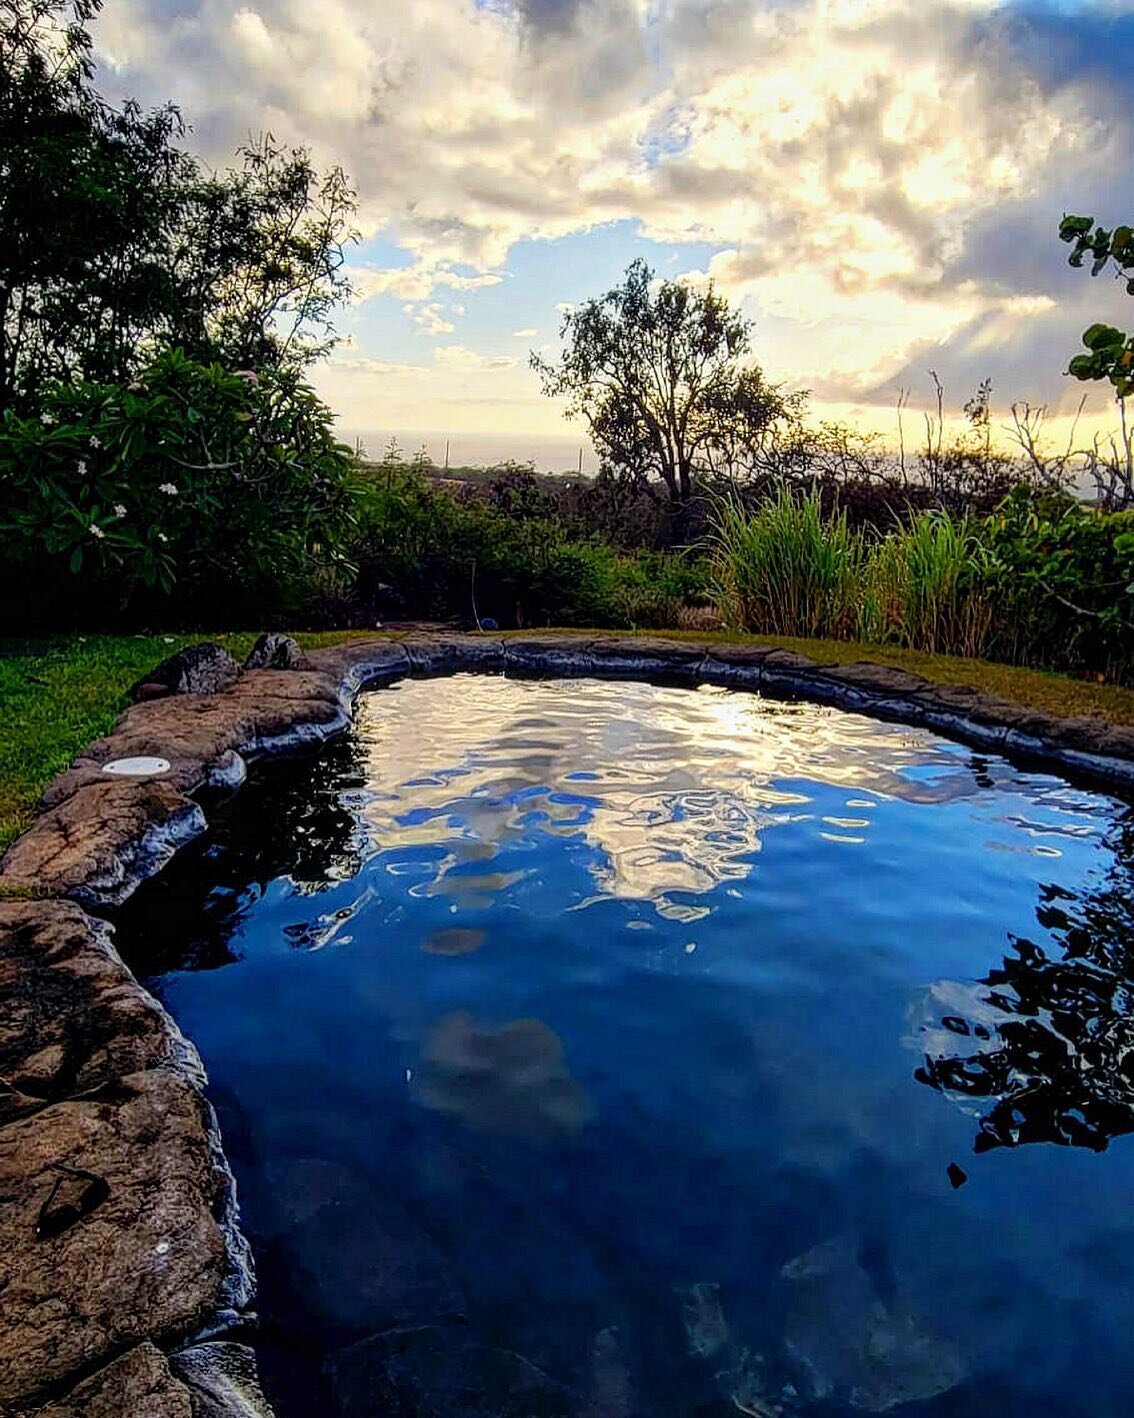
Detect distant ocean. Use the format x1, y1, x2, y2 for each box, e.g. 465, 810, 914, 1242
337, 427, 599, 475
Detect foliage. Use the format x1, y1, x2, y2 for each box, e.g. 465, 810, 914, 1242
164, 135, 358, 373
532, 259, 794, 521
0, 349, 357, 624
342, 443, 710, 631
711, 487, 864, 639
710, 486, 1134, 683
0, 0, 356, 412
862, 512, 995, 658
1060, 215, 1134, 397
982, 488, 1134, 681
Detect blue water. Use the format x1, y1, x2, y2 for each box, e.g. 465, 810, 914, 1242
118, 675, 1134, 1416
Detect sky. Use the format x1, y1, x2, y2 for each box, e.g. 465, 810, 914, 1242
91, 0, 1134, 463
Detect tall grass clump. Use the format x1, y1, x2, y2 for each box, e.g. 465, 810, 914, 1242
711, 486, 864, 638
863, 512, 996, 657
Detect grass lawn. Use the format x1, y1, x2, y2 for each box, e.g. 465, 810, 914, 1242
3, 627, 1134, 856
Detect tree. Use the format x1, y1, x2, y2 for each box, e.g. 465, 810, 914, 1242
1059, 215, 1134, 398
0, 0, 357, 412
531, 260, 791, 529
162, 135, 358, 373
0, 0, 185, 405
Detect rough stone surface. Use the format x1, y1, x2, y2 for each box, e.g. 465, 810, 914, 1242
303, 638, 410, 693
8, 672, 347, 905
403, 634, 506, 675
130, 643, 241, 702
819, 661, 933, 698
30, 1342, 195, 1418
0, 900, 195, 1124
0, 779, 205, 905
169, 1342, 274, 1418
0, 1070, 231, 1410
242, 633, 311, 672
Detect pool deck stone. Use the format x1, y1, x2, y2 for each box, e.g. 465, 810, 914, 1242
1, 630, 1133, 1413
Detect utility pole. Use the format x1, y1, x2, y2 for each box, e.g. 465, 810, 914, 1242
445, 438, 450, 471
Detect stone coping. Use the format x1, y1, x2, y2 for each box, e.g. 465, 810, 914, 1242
2, 632, 1133, 1413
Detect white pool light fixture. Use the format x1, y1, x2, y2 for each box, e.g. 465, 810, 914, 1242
101, 756, 172, 777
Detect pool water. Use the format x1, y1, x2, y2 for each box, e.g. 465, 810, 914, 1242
117, 675, 1134, 1416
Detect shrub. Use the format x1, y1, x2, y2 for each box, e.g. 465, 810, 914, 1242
709, 483, 1134, 683
982, 489, 1134, 680
711, 487, 864, 638
344, 450, 708, 631
863, 512, 996, 658
0, 349, 356, 627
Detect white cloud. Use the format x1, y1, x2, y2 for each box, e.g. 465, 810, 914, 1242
404, 302, 456, 336
327, 354, 428, 378
351, 262, 506, 304
93, 0, 1133, 428
512, 327, 538, 338
433, 346, 518, 371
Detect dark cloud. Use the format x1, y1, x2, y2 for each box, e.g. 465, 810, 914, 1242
515, 0, 588, 35
972, 4, 1134, 101
850, 299, 1120, 414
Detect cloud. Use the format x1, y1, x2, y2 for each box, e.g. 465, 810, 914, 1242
512, 327, 538, 337
92, 0, 1134, 423
327, 354, 428, 378
405, 302, 456, 336
433, 345, 518, 371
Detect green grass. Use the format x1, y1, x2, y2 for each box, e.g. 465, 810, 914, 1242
4, 627, 1134, 858
0, 631, 364, 854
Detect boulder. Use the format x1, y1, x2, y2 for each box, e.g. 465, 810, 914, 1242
130, 643, 241, 702
0, 1070, 231, 1410
31, 1342, 194, 1418
243, 633, 311, 672
0, 778, 205, 905
170, 1341, 275, 1418
0, 900, 195, 1124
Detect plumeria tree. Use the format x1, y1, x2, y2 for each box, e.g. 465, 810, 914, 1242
1059, 215, 1134, 397
0, 350, 356, 622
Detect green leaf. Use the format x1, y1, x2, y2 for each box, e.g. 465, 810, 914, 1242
69, 545, 83, 573
1083, 323, 1125, 352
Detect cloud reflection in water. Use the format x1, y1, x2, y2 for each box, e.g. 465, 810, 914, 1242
354, 675, 986, 921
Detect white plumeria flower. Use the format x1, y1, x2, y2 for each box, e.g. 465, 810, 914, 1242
40, 412, 55, 426
89, 523, 105, 540
76, 459, 87, 475
157, 532, 169, 543
89, 435, 101, 449
158, 482, 179, 496
113, 503, 127, 518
